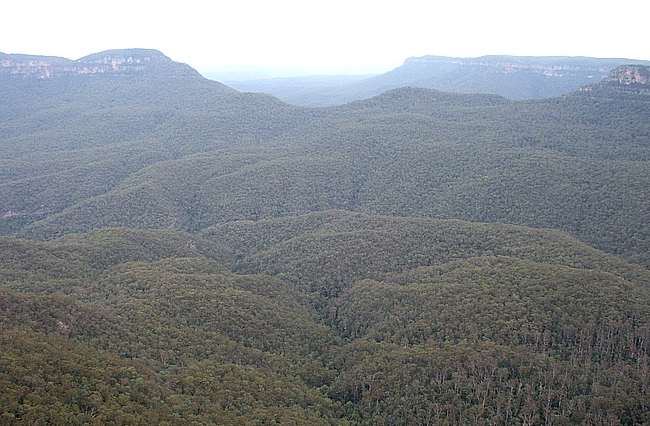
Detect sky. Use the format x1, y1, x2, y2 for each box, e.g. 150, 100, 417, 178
3, 0, 650, 76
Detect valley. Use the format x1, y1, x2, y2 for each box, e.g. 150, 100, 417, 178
1, 49, 650, 424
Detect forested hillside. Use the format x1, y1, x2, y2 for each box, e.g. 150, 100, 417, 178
2, 50, 650, 424
0, 229, 342, 424
3, 62, 649, 266
2, 214, 650, 424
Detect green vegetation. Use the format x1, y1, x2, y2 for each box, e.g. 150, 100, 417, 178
204, 210, 650, 295
2, 213, 650, 424
0, 230, 342, 424
4, 76, 650, 267
2, 54, 650, 423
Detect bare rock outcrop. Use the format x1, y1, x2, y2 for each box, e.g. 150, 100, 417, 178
0, 49, 200, 79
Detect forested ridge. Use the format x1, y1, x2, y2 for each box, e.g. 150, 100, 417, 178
2, 50, 650, 424
4, 71, 650, 266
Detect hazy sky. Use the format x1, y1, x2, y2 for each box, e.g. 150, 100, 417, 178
3, 0, 649, 75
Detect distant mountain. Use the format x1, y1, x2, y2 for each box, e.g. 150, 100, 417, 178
226, 55, 650, 106
0, 48, 201, 79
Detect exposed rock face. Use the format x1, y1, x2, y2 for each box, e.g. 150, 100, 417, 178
402, 55, 628, 78
0, 54, 70, 78
0, 49, 201, 79
603, 65, 650, 85
579, 65, 650, 96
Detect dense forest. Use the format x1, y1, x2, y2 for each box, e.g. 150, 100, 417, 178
2, 49, 650, 424
2, 216, 650, 424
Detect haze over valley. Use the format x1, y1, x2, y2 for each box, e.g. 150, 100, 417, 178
223, 55, 650, 106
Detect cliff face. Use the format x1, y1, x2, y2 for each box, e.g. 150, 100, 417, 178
0, 49, 201, 79
0, 54, 71, 78
579, 65, 650, 96
402, 55, 632, 78
603, 65, 650, 85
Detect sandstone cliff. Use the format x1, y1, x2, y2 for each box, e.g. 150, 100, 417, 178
580, 65, 650, 96
603, 65, 650, 85
0, 49, 200, 79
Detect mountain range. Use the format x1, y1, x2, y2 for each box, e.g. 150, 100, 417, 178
226, 55, 650, 106
1, 48, 650, 424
